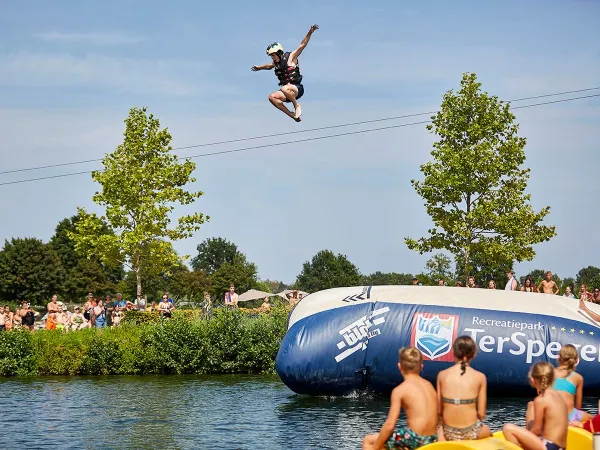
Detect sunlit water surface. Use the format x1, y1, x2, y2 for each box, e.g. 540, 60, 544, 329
1, 375, 597, 449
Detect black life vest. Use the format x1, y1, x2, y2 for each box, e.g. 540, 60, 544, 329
273, 52, 302, 86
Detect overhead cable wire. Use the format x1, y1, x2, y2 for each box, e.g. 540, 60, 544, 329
1, 86, 599, 176
0, 93, 599, 187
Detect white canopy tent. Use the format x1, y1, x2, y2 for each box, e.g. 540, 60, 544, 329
237, 289, 279, 302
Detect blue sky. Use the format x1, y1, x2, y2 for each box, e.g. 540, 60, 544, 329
1, 0, 599, 286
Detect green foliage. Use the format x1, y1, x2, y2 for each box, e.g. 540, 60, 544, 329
68, 107, 208, 297
295, 249, 362, 292
209, 253, 259, 300
454, 249, 512, 286
191, 237, 240, 274
576, 266, 600, 286
405, 72, 556, 280
49, 215, 124, 300
0, 331, 37, 376
425, 253, 454, 282
0, 307, 289, 377
362, 271, 414, 286
0, 237, 66, 303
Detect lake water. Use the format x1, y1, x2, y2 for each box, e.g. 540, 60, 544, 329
1, 375, 597, 449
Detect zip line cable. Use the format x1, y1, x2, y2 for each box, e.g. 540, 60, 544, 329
0, 92, 599, 188
1, 86, 600, 177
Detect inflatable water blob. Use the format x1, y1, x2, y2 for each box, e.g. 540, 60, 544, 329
275, 285, 600, 396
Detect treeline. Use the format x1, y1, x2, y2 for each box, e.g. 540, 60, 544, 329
0, 307, 288, 377
1, 215, 599, 306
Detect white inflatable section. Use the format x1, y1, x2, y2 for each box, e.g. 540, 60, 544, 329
289, 285, 600, 329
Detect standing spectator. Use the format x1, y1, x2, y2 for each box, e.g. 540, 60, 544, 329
224, 284, 239, 309
83, 292, 96, 321
538, 271, 560, 294
591, 288, 600, 304
105, 295, 116, 327
520, 276, 536, 292
564, 286, 575, 299
505, 270, 518, 291
93, 300, 107, 329
19, 301, 36, 331
47, 294, 60, 315
158, 294, 174, 318
579, 284, 593, 302
467, 276, 478, 288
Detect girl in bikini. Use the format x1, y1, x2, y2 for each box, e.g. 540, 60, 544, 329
436, 336, 492, 441
552, 344, 592, 424
503, 361, 568, 450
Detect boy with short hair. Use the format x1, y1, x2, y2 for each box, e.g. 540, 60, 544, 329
362, 347, 438, 450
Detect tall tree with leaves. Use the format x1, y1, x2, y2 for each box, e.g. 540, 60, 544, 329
191, 237, 240, 274
69, 107, 208, 297
0, 238, 66, 303
405, 73, 556, 280
50, 215, 124, 300
295, 249, 362, 292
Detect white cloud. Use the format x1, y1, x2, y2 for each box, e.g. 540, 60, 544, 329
0, 51, 240, 96
34, 31, 145, 45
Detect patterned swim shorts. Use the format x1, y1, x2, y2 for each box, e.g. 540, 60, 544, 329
386, 426, 437, 450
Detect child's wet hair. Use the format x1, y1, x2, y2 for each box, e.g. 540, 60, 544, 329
452, 336, 477, 375
398, 346, 423, 373
558, 344, 578, 375
529, 361, 555, 394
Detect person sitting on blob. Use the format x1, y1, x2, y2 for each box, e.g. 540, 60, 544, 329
362, 346, 438, 450
251, 24, 318, 122
552, 344, 592, 424
503, 361, 568, 450
436, 335, 492, 441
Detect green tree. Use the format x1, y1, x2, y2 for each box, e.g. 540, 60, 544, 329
454, 250, 512, 287
69, 107, 207, 297
0, 238, 66, 304
295, 249, 362, 292
49, 215, 124, 300
576, 266, 600, 286
362, 271, 414, 286
425, 253, 453, 282
405, 72, 556, 280
209, 253, 259, 300
191, 237, 240, 274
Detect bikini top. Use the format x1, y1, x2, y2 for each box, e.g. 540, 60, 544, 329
553, 372, 577, 395
441, 396, 478, 405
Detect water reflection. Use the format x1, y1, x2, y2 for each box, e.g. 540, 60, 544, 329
0, 375, 597, 450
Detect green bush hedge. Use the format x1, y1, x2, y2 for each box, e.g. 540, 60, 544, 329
0, 307, 289, 377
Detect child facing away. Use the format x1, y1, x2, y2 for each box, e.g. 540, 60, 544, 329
552, 344, 592, 424
503, 361, 568, 450
436, 335, 492, 441
362, 347, 438, 450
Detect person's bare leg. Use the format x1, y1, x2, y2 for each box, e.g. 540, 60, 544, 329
503, 424, 545, 450
268, 91, 300, 122
281, 84, 301, 118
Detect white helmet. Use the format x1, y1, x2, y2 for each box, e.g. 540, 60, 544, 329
266, 42, 284, 55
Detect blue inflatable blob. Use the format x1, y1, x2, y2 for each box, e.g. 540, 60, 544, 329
275, 286, 600, 396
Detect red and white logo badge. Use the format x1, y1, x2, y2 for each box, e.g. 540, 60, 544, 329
410, 312, 459, 362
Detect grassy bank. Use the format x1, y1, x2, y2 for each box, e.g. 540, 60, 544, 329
0, 307, 289, 377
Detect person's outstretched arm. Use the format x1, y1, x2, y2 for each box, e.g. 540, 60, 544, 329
291, 24, 319, 61
251, 63, 274, 71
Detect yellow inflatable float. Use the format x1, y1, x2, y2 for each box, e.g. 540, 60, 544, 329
416, 426, 592, 449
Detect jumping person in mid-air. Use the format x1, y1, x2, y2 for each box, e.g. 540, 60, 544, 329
251, 24, 318, 122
